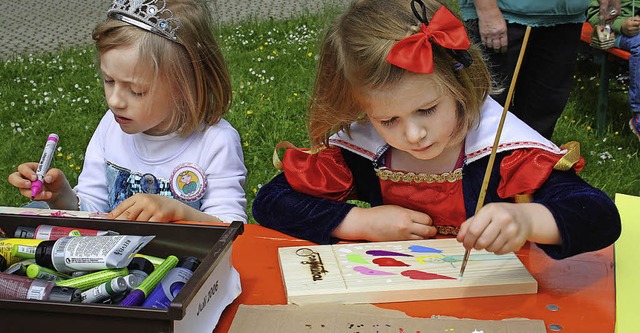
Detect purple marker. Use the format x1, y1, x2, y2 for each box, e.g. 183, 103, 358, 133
31, 133, 59, 199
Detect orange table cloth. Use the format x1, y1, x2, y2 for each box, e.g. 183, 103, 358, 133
214, 224, 615, 332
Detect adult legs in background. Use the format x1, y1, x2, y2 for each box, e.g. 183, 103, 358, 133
466, 22, 582, 139
618, 33, 640, 114
618, 32, 640, 141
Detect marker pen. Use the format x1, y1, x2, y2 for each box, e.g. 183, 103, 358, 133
0, 238, 43, 266
80, 276, 128, 303
142, 256, 201, 308
26, 264, 72, 282
55, 268, 129, 291
15, 224, 119, 240
11, 244, 37, 259
135, 253, 165, 268
118, 255, 178, 307
31, 133, 59, 199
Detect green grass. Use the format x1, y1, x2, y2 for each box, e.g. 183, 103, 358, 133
0, 11, 638, 223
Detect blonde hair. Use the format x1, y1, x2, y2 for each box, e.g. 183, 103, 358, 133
92, 0, 232, 136
308, 0, 494, 148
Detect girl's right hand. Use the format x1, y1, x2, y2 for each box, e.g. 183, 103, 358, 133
7, 162, 68, 201
333, 205, 437, 242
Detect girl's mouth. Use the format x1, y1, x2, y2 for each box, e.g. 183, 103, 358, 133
114, 115, 132, 125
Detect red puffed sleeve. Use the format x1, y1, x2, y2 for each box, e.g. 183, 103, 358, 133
498, 144, 585, 198
282, 146, 354, 201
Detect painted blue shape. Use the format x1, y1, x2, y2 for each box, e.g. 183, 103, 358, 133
408, 245, 443, 253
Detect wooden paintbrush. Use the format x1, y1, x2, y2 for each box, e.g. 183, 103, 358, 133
459, 26, 532, 279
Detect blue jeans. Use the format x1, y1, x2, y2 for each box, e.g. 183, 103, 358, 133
617, 33, 640, 114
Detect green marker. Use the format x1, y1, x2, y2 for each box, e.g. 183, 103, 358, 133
26, 264, 71, 282
118, 255, 178, 306
56, 268, 129, 291
135, 253, 166, 268
11, 244, 37, 259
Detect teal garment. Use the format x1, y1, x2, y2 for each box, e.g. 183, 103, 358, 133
458, 0, 589, 26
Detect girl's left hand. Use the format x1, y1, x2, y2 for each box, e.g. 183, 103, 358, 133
456, 202, 532, 255
107, 193, 184, 222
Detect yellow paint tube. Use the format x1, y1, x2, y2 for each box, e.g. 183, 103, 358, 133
0, 238, 43, 266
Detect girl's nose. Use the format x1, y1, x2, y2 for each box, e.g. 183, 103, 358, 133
405, 122, 427, 144
106, 86, 126, 110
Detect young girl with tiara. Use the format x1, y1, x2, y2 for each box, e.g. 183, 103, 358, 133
253, 0, 621, 258
9, 0, 247, 223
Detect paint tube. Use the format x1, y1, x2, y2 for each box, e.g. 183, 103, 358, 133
141, 256, 201, 308
55, 268, 129, 291
34, 235, 155, 273
11, 244, 37, 259
0, 272, 81, 302
0, 238, 43, 266
118, 255, 178, 306
3, 259, 35, 276
16, 224, 120, 240
26, 264, 71, 282
80, 276, 128, 303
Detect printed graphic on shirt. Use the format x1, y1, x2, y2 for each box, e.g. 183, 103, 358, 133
170, 163, 207, 202
105, 160, 201, 210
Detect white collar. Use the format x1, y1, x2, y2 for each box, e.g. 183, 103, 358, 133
328, 97, 563, 163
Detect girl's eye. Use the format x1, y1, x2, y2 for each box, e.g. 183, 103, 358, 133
418, 106, 437, 115
380, 118, 396, 127
103, 79, 114, 85
131, 90, 146, 97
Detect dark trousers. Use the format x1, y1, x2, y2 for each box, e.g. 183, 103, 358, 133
467, 21, 582, 139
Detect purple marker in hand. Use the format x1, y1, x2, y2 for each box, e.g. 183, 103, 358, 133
31, 133, 59, 199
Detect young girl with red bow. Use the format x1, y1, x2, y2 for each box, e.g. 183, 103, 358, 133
252, 0, 620, 258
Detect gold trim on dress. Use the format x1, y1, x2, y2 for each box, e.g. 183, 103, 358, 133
436, 225, 460, 236
375, 167, 463, 183
554, 141, 581, 171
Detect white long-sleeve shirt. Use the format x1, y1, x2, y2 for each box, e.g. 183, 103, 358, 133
74, 111, 247, 223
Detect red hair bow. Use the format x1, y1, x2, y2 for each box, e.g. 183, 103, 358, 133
386, 6, 471, 74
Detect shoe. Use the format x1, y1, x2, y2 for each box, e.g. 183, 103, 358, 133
631, 114, 640, 141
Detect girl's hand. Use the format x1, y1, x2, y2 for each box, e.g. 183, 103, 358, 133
107, 193, 185, 222
456, 202, 560, 255
456, 203, 530, 255
8, 162, 71, 202
333, 205, 437, 242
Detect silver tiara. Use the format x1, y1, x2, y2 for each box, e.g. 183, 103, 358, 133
107, 0, 181, 42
